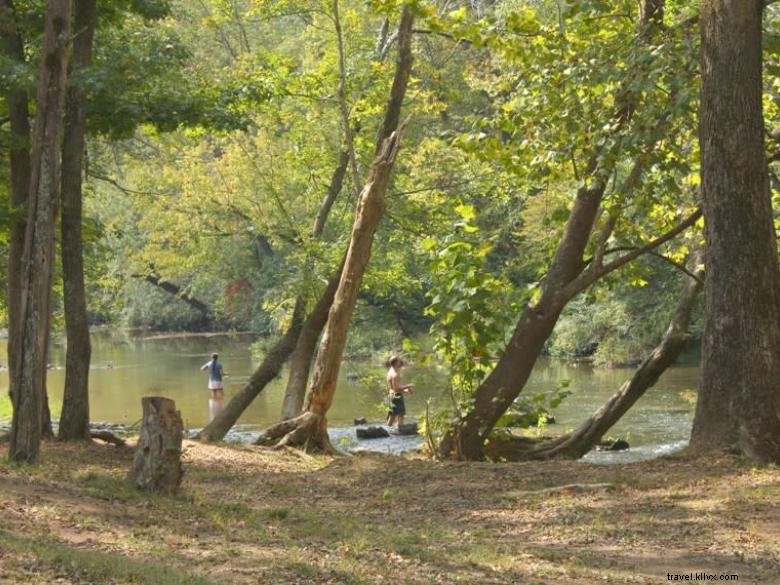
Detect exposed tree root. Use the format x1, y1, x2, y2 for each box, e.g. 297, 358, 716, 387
505, 483, 616, 497
89, 431, 126, 447
255, 412, 340, 455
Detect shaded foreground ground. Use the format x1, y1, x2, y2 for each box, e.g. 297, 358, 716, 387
0, 440, 778, 584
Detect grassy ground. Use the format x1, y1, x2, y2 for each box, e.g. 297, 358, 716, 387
0, 440, 778, 584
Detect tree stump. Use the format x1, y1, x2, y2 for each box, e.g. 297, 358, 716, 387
128, 397, 183, 495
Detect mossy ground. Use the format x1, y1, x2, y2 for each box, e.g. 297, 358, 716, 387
0, 440, 778, 584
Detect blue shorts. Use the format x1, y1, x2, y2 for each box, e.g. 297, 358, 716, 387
387, 394, 405, 416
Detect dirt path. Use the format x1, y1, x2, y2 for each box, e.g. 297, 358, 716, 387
0, 441, 778, 584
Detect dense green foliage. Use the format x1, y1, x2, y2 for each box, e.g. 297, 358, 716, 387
1, 0, 777, 369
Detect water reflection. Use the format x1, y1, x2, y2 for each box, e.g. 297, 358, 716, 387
208, 397, 224, 423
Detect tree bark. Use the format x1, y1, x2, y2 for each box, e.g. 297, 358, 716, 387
261, 6, 414, 452
690, 0, 780, 462
196, 299, 305, 442
59, 0, 97, 442
441, 0, 671, 460
1, 0, 31, 429
280, 265, 343, 420
278, 8, 415, 422
128, 397, 183, 495
263, 129, 408, 451
485, 252, 703, 461
312, 149, 350, 238
8, 0, 71, 463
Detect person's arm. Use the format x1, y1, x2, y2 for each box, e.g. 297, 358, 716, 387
201, 362, 209, 371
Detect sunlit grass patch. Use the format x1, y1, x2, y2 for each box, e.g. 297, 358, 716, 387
0, 393, 12, 420
0, 529, 218, 585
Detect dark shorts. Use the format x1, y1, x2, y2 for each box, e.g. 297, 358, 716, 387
387, 394, 405, 416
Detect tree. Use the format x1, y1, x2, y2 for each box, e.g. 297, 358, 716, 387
485, 251, 703, 461
1, 0, 57, 439
8, 0, 71, 463
259, 5, 414, 452
690, 0, 780, 463
279, 8, 416, 421
439, 0, 704, 460
59, 0, 97, 441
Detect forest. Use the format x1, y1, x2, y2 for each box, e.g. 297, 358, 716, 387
1, 0, 779, 583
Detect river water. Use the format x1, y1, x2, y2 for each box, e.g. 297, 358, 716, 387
0, 331, 699, 463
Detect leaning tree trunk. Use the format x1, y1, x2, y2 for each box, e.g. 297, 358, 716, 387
440, 0, 669, 461
8, 0, 71, 463
281, 263, 344, 420
690, 0, 780, 462
262, 129, 408, 451
128, 397, 183, 495
280, 14, 410, 421
485, 252, 704, 461
196, 299, 305, 441
259, 5, 414, 452
59, 0, 97, 442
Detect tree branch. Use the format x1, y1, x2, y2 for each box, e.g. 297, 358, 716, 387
567, 207, 702, 297
333, 0, 361, 196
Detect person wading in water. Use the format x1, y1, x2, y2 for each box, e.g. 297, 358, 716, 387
201, 353, 226, 399
386, 356, 413, 427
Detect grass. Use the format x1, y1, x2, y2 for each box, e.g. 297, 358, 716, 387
0, 529, 220, 585
0, 393, 12, 420
0, 441, 778, 584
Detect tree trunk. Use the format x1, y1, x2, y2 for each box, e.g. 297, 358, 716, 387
312, 149, 350, 238
196, 299, 305, 441
278, 7, 415, 422
59, 0, 97, 442
1, 0, 31, 429
8, 0, 71, 464
264, 131, 408, 451
260, 6, 414, 452
128, 397, 183, 495
485, 253, 703, 461
279, 151, 350, 422
690, 0, 780, 463
280, 267, 343, 419
441, 0, 669, 461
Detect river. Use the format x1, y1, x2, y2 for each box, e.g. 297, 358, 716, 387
0, 330, 699, 463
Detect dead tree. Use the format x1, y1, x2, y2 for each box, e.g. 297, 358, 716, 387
280, 10, 414, 421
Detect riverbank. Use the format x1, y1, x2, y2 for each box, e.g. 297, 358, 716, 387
0, 441, 777, 584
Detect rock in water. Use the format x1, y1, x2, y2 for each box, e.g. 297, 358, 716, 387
607, 439, 630, 451
356, 426, 390, 439
353, 417, 368, 426
393, 422, 418, 436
